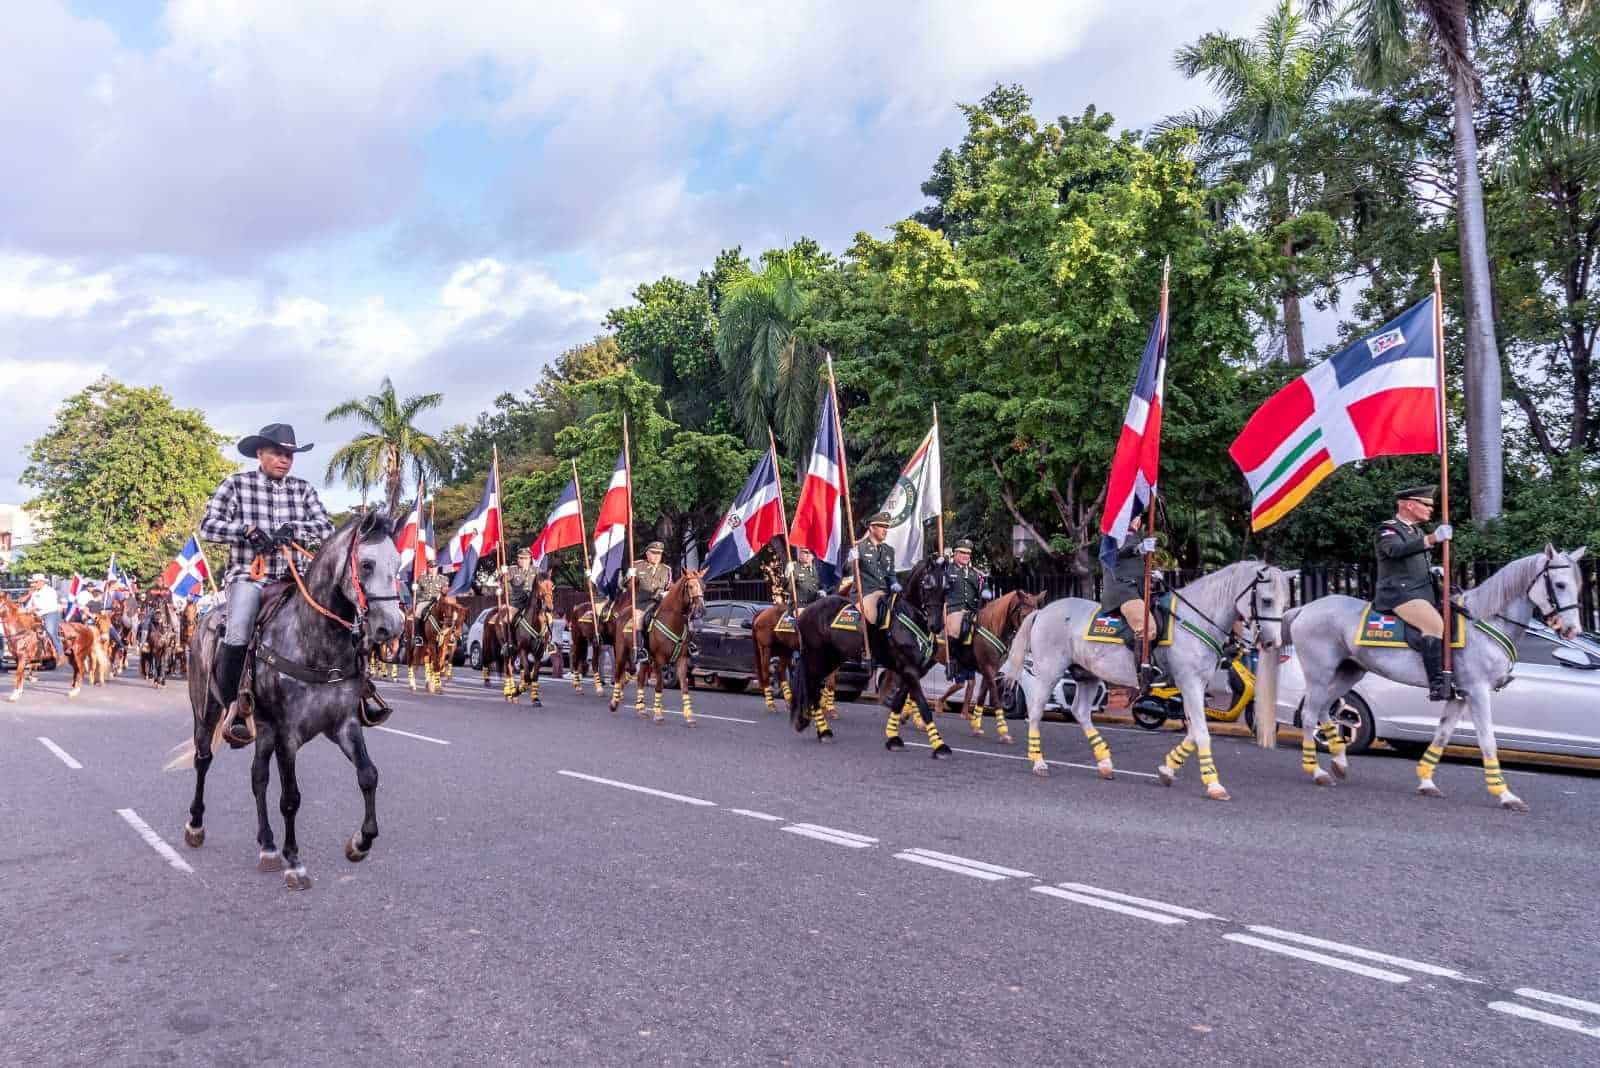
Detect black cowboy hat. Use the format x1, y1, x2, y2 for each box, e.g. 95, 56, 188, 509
238, 423, 314, 459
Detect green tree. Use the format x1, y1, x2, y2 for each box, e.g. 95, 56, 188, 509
21, 377, 235, 579
715, 248, 827, 457
324, 377, 450, 513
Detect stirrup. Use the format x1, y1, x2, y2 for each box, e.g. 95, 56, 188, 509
221, 705, 255, 748
360, 680, 393, 727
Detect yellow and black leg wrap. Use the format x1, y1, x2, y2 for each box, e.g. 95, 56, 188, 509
1198, 747, 1219, 787
1301, 733, 1319, 774
529, 678, 540, 702
1482, 757, 1507, 796
885, 706, 904, 749
813, 703, 831, 740
763, 686, 776, 713
1318, 720, 1346, 758
925, 716, 950, 756
1084, 726, 1111, 765
1165, 738, 1197, 773
970, 705, 983, 734
652, 690, 664, 720
785, 680, 796, 704
681, 691, 695, 726
503, 673, 517, 699
1027, 727, 1043, 765
1417, 744, 1444, 781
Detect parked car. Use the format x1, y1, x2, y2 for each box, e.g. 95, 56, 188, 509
459, 609, 571, 670
1273, 622, 1600, 758
689, 599, 870, 702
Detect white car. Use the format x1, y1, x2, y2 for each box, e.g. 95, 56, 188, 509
462, 609, 570, 671
1271, 624, 1600, 758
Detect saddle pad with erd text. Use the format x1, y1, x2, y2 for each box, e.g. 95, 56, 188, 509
830, 604, 862, 632
774, 611, 797, 635
1084, 594, 1176, 645
1354, 603, 1466, 649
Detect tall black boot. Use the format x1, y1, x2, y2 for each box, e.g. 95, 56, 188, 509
1420, 636, 1453, 701
213, 642, 253, 746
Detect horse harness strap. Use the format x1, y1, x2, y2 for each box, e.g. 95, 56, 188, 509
650, 617, 686, 661
1178, 619, 1226, 660
255, 640, 359, 685
976, 625, 1008, 657
894, 612, 937, 669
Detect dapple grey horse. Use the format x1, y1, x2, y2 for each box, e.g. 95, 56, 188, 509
180, 511, 403, 890
1002, 561, 1292, 800
1274, 545, 1587, 811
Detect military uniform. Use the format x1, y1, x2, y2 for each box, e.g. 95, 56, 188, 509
633, 546, 673, 662
853, 521, 896, 626
1098, 533, 1146, 612
1375, 484, 1452, 700
945, 542, 986, 643
791, 559, 822, 607
502, 563, 539, 610
412, 570, 450, 643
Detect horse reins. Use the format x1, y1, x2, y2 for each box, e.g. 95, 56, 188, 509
1492, 559, 1581, 636
278, 535, 399, 638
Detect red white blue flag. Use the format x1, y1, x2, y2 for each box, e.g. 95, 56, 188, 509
160, 535, 212, 598
789, 390, 844, 587
65, 574, 83, 620
394, 487, 436, 584
588, 450, 631, 596
1099, 309, 1167, 571
446, 460, 502, 595
704, 449, 784, 581
530, 476, 585, 569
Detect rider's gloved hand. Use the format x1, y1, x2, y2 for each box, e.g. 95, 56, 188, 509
271, 523, 296, 547
1432, 523, 1453, 542
845, 546, 859, 564
1139, 537, 1158, 555
245, 526, 274, 553
1430, 565, 1444, 578
784, 562, 795, 578
890, 581, 903, 593
981, 588, 994, 601
625, 567, 636, 579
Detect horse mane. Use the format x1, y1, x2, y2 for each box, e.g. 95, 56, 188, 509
900, 557, 943, 608
1460, 552, 1546, 619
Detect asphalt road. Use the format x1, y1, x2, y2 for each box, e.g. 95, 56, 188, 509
3, 663, 1599, 1067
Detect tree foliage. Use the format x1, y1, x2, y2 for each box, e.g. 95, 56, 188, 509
323, 377, 449, 513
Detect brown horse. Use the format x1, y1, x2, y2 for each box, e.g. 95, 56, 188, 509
627, 570, 706, 724
567, 600, 612, 695
404, 595, 468, 694
0, 594, 93, 699
942, 589, 1044, 742
499, 577, 556, 704
172, 600, 198, 679
752, 603, 838, 720
139, 588, 180, 687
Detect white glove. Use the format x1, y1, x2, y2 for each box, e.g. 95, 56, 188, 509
845, 546, 858, 564
626, 567, 637, 578
1430, 565, 1444, 578
890, 581, 903, 593
783, 562, 795, 578
981, 588, 994, 601
1432, 523, 1453, 542
1139, 537, 1158, 555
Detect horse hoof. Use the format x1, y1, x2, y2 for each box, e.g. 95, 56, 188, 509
1418, 781, 1444, 799
968, 728, 984, 738
1313, 769, 1335, 787
996, 733, 1014, 746
1031, 761, 1050, 777
344, 837, 369, 863
885, 737, 905, 751
283, 868, 312, 891
7, 691, 19, 702
258, 850, 282, 872
1097, 762, 1115, 780
817, 730, 835, 743
825, 710, 839, 720
183, 824, 205, 849
1331, 758, 1349, 779
931, 744, 952, 759
1500, 794, 1529, 813
1157, 766, 1175, 787
531, 698, 542, 707
1206, 785, 1232, 802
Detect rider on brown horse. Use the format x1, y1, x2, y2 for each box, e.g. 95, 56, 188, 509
631, 541, 672, 663
198, 423, 334, 747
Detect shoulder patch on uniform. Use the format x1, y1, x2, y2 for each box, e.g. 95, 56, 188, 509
1380, 527, 1398, 536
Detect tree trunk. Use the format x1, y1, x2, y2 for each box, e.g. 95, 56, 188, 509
1449, 71, 1504, 519
1282, 240, 1306, 367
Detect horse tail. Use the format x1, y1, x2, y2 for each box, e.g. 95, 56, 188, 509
1002, 608, 1040, 680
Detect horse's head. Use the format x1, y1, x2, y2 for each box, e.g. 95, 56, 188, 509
904, 556, 948, 634
316, 510, 404, 647
1248, 565, 1295, 651
682, 569, 706, 621
1006, 589, 1045, 634
537, 575, 555, 612
1534, 544, 1587, 640
440, 595, 469, 631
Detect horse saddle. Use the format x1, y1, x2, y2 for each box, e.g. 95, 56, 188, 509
829, 603, 862, 632
1084, 593, 1176, 645
774, 611, 797, 635
1354, 603, 1467, 650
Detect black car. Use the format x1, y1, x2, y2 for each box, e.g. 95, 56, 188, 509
690, 599, 869, 702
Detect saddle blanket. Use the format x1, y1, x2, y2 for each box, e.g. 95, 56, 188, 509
830, 604, 862, 632
1354, 603, 1466, 649
1084, 594, 1176, 645
774, 611, 797, 635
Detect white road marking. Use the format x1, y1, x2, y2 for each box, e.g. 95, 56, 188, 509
1513, 988, 1600, 1017
791, 823, 876, 844
900, 848, 1034, 878
782, 826, 876, 849
904, 740, 1159, 778
664, 709, 758, 724
36, 736, 82, 769
372, 725, 451, 746
1031, 885, 1186, 925
1488, 1001, 1600, 1038
1061, 882, 1219, 921
1223, 933, 1409, 984
728, 809, 784, 822
894, 852, 1006, 880
115, 809, 193, 874
557, 770, 717, 806
1245, 925, 1475, 981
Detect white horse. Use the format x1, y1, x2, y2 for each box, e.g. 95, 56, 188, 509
1002, 561, 1292, 800
1274, 545, 1587, 812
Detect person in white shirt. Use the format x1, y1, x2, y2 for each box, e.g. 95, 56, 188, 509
24, 573, 63, 660
73, 583, 96, 621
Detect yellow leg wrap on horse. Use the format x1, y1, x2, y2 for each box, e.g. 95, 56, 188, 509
1165, 738, 1197, 771
969, 706, 983, 734
1417, 744, 1445, 780
682, 693, 694, 723
653, 692, 663, 716
408, 666, 416, 688
784, 681, 795, 703
1301, 733, 1318, 773
1318, 720, 1347, 757
885, 706, 903, 740
1084, 726, 1111, 765
503, 676, 517, 697
1027, 728, 1043, 764
763, 686, 775, 712
926, 720, 946, 751
994, 710, 1011, 739
1198, 747, 1218, 787
814, 704, 828, 736
1482, 757, 1507, 796
530, 679, 540, 701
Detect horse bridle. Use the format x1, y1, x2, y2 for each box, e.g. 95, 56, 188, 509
282, 533, 400, 639
1171, 567, 1280, 647
1494, 558, 1580, 635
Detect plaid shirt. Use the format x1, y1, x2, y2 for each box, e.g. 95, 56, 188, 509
200, 470, 335, 586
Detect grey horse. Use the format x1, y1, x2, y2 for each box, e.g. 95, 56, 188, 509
1274, 545, 1587, 811
1002, 561, 1292, 800
181, 511, 404, 890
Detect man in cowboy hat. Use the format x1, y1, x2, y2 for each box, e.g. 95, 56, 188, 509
1375, 483, 1454, 700
628, 541, 672, 663
848, 513, 898, 627
944, 538, 989, 645
1099, 509, 1165, 686
199, 423, 334, 746
23, 573, 63, 663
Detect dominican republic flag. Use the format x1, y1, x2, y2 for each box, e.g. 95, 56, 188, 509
65, 574, 83, 620
1231, 295, 1440, 531
1099, 309, 1168, 571
159, 535, 211, 598
106, 554, 130, 591
704, 450, 785, 581
395, 491, 436, 584
530, 477, 586, 568
587, 450, 631, 596
789, 389, 844, 587
446, 461, 502, 595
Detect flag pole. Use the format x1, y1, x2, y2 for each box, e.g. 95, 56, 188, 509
1138, 256, 1169, 692
571, 458, 601, 626
826, 353, 870, 649
192, 532, 219, 596
932, 402, 945, 557
622, 412, 640, 641
768, 426, 803, 617
1433, 260, 1453, 681
492, 448, 508, 612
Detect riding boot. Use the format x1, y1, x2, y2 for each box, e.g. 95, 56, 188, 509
1420, 636, 1453, 702
213, 642, 254, 747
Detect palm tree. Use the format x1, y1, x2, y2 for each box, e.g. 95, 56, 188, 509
1169, 0, 1351, 366
324, 378, 449, 513
1309, 0, 1503, 517
715, 252, 823, 457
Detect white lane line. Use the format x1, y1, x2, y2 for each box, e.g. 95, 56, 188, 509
37, 736, 83, 769
1031, 885, 1186, 925
728, 809, 784, 822
115, 809, 194, 874
1061, 882, 1219, 921
1513, 988, 1600, 1017
665, 709, 759, 724
1245, 925, 1475, 981
789, 823, 876, 844
372, 725, 451, 746
557, 770, 716, 807
904, 740, 1159, 778
781, 826, 876, 849
901, 848, 1034, 878
1223, 933, 1409, 984
894, 852, 1005, 881
1489, 1001, 1600, 1038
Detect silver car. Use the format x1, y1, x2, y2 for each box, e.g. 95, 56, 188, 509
1273, 624, 1600, 758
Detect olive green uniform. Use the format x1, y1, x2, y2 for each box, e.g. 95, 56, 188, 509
413, 570, 450, 615
1373, 519, 1437, 613
636, 561, 671, 606
502, 564, 539, 610
945, 561, 984, 642
792, 560, 821, 607
1098, 533, 1146, 612
854, 537, 895, 625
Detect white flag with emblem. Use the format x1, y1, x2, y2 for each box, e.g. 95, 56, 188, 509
874, 422, 941, 572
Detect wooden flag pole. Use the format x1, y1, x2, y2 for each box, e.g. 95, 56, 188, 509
1138, 256, 1170, 692
622, 412, 640, 636
492, 448, 509, 612
826, 354, 870, 649
571, 458, 601, 623
932, 402, 945, 557
768, 426, 803, 619
1433, 260, 1453, 680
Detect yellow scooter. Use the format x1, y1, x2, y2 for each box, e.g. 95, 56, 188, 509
1130, 654, 1257, 730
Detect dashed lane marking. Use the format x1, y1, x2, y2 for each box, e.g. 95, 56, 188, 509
896, 848, 1034, 880
372, 725, 451, 746
1488, 1001, 1600, 1039
728, 809, 785, 822
115, 809, 193, 874
780, 823, 877, 849
904, 740, 1159, 778
557, 770, 716, 807
37, 736, 82, 769
1513, 988, 1600, 1016
1245, 925, 1477, 982
1032, 884, 1186, 925
1223, 933, 1410, 984
1059, 882, 1221, 921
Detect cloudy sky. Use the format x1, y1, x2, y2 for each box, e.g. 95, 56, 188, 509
1, 0, 1283, 509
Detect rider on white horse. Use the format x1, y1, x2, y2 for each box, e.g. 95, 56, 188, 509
1374, 484, 1454, 700
1098, 511, 1166, 687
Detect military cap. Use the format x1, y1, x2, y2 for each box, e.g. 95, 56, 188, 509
1395, 484, 1437, 504
867, 512, 891, 528
644, 541, 665, 553
953, 538, 974, 552
516, 545, 532, 557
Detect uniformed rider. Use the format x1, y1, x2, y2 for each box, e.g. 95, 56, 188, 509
1374, 484, 1454, 700
849, 513, 897, 627
1098, 511, 1164, 685
629, 541, 672, 661
944, 538, 990, 644
787, 546, 823, 608
411, 565, 451, 642
501, 547, 540, 628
